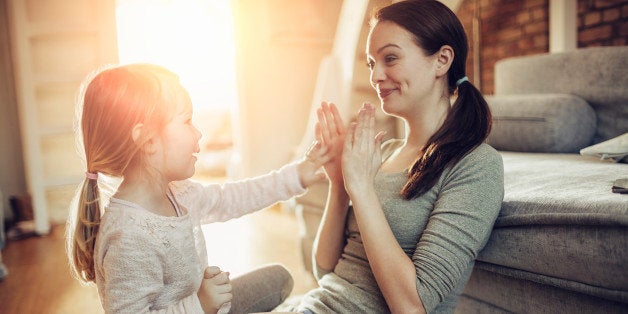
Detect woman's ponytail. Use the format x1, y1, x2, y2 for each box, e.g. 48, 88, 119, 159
401, 79, 491, 199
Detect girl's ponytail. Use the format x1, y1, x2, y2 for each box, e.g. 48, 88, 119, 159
69, 173, 101, 283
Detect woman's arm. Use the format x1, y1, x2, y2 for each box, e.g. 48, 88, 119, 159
345, 105, 504, 312
342, 104, 425, 313
350, 192, 426, 313
312, 102, 351, 276
312, 182, 350, 277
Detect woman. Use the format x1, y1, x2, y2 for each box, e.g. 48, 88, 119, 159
284, 1, 504, 313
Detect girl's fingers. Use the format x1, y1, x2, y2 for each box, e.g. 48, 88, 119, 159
314, 122, 323, 144
322, 102, 338, 136
328, 102, 345, 134
204, 266, 221, 278
208, 271, 230, 284
316, 108, 330, 145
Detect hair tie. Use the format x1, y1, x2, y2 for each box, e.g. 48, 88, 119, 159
456, 76, 469, 87
85, 172, 98, 180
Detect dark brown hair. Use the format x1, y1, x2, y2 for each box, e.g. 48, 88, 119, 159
373, 0, 492, 199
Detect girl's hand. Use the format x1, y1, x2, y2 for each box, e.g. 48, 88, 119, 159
197, 266, 232, 314
342, 103, 385, 196
297, 139, 332, 188
298, 102, 345, 188
315, 102, 346, 185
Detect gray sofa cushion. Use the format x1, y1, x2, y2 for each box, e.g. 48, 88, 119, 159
459, 264, 628, 313
476, 152, 628, 302
486, 94, 596, 153
494, 46, 628, 144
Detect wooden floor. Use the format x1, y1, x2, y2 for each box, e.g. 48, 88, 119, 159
0, 206, 317, 313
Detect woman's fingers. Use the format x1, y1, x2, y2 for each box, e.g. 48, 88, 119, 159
345, 122, 357, 150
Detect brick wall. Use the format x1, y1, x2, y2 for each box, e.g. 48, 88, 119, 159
456, 0, 628, 95
578, 0, 628, 47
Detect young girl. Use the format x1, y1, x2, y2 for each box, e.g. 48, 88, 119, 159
66, 63, 331, 313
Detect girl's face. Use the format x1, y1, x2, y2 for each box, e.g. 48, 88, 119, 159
366, 21, 439, 117
154, 86, 202, 182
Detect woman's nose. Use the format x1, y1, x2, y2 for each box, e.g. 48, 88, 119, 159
370, 65, 385, 87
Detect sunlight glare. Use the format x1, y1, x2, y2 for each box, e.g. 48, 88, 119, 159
116, 0, 238, 110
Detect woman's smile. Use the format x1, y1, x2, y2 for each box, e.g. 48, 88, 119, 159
378, 88, 396, 99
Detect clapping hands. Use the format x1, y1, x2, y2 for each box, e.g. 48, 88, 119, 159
315, 101, 385, 195
341, 103, 385, 196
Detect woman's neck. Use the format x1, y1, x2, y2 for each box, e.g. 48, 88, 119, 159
381, 95, 450, 173
405, 94, 450, 148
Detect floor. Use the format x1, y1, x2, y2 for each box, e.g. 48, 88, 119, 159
0, 205, 318, 313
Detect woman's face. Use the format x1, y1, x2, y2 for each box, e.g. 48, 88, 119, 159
366, 21, 439, 117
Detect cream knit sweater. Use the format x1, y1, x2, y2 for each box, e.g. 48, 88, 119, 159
94, 163, 305, 313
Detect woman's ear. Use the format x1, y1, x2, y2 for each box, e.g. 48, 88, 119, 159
434, 45, 454, 78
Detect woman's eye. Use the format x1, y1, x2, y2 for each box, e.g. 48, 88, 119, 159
385, 55, 397, 63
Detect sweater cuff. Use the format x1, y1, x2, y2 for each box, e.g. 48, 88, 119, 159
279, 162, 307, 196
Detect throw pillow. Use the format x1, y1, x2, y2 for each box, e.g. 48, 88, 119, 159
485, 94, 596, 153
580, 133, 628, 163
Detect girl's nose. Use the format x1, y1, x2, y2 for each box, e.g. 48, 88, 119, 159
194, 125, 202, 140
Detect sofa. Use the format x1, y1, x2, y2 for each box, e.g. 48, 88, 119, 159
293, 46, 628, 313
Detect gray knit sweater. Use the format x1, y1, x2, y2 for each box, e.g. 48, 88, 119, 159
297, 141, 504, 313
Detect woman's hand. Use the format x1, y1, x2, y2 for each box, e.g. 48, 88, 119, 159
197, 266, 232, 314
342, 103, 385, 196
315, 102, 346, 185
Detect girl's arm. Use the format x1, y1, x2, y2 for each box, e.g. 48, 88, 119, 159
172, 136, 331, 224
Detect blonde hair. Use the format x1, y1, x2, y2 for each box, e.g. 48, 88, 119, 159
67, 63, 182, 283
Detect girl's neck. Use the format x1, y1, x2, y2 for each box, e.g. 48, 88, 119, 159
114, 172, 177, 217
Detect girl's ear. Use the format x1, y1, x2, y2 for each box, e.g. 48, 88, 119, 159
434, 45, 454, 78
132, 123, 157, 154
131, 123, 144, 144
